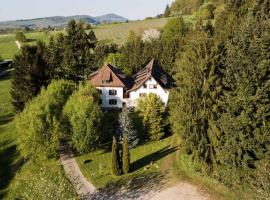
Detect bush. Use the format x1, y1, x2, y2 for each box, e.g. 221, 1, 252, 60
197, 3, 216, 20
63, 84, 102, 153
16, 80, 75, 159
16, 31, 26, 42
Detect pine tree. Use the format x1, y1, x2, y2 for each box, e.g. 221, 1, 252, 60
164, 4, 171, 17
62, 20, 94, 82
122, 136, 130, 174
111, 136, 121, 176
11, 41, 49, 111
118, 107, 139, 148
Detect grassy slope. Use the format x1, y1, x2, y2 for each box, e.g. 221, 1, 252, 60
0, 72, 77, 199
0, 72, 19, 198
0, 17, 173, 60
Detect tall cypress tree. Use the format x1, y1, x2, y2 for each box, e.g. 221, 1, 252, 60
122, 136, 130, 174
112, 136, 121, 176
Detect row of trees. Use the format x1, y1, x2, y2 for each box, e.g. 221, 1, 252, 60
169, 0, 270, 198
11, 20, 117, 112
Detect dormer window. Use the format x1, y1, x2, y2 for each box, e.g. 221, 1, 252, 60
102, 80, 110, 84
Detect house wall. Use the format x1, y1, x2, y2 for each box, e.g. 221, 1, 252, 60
97, 87, 124, 109
128, 77, 169, 107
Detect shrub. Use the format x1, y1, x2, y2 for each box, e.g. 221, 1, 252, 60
16, 80, 75, 159
16, 31, 26, 42
63, 84, 102, 153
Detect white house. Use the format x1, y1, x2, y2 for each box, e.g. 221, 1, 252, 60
89, 59, 171, 110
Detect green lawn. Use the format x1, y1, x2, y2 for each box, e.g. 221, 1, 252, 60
0, 72, 19, 198
76, 136, 175, 188
0, 72, 77, 199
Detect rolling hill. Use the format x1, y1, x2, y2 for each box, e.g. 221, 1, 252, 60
0, 14, 128, 29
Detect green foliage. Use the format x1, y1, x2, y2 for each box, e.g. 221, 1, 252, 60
16, 80, 75, 159
161, 17, 190, 41
112, 136, 121, 176
63, 84, 102, 153
136, 94, 165, 141
15, 31, 26, 42
169, 0, 270, 198
164, 4, 171, 17
11, 41, 50, 112
118, 107, 139, 148
62, 20, 94, 82
170, 0, 204, 15
196, 3, 216, 20
104, 53, 131, 75
122, 136, 130, 174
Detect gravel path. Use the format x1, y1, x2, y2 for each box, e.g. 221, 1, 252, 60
59, 143, 96, 199
148, 182, 210, 200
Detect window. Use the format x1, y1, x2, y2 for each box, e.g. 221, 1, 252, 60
99, 99, 102, 105
139, 93, 146, 98
143, 83, 147, 88
109, 89, 117, 96
102, 80, 110, 84
98, 89, 102, 94
149, 84, 157, 89
109, 99, 117, 105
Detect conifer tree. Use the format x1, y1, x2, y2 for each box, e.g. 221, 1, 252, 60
112, 136, 121, 176
11, 41, 49, 111
164, 4, 171, 17
137, 94, 165, 141
118, 107, 139, 148
122, 136, 130, 174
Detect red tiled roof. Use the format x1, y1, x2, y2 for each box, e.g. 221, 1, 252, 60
89, 64, 127, 87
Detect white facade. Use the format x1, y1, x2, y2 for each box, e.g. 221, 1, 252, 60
127, 77, 169, 107
97, 87, 124, 109
97, 77, 169, 109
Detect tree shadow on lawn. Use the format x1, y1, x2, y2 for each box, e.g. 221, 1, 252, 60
88, 171, 168, 200
131, 146, 178, 172
0, 113, 14, 126
86, 146, 178, 200
0, 143, 25, 199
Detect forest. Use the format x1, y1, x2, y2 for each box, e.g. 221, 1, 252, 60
1, 0, 269, 199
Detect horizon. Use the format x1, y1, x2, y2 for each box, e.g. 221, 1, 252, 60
0, 0, 174, 22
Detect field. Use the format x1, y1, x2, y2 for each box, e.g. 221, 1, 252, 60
0, 18, 170, 60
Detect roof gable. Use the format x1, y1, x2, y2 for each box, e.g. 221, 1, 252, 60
89, 64, 127, 87
128, 59, 171, 92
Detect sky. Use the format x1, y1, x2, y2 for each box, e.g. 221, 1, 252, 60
0, 0, 174, 22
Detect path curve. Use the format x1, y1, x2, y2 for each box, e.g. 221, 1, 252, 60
59, 143, 96, 199
15, 40, 21, 50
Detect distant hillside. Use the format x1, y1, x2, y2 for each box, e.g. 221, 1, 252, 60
0, 14, 128, 29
